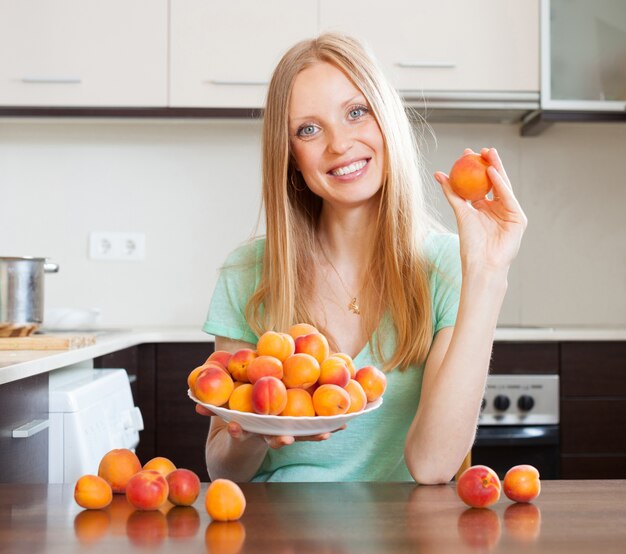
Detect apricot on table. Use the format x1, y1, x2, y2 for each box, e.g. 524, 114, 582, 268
448, 152, 493, 202
125, 469, 170, 511
143, 456, 177, 477
456, 465, 501, 508
166, 468, 201, 507
205, 479, 246, 522
503, 464, 541, 503
98, 448, 142, 493
74, 474, 113, 510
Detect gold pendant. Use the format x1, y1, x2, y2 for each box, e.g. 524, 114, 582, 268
348, 298, 360, 315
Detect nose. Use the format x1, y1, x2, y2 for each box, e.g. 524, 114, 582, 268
326, 124, 353, 155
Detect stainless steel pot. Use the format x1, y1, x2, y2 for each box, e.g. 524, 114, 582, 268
0, 257, 59, 335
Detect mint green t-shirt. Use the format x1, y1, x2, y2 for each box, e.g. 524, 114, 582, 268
203, 233, 461, 482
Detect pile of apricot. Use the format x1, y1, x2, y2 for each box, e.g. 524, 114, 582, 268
188, 323, 387, 417
74, 448, 245, 522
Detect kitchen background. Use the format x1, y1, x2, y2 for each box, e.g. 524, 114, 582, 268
2, 118, 625, 329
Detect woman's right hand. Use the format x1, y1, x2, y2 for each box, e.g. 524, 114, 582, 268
196, 403, 342, 449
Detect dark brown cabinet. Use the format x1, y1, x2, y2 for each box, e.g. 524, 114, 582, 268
560, 342, 626, 479
0, 373, 49, 483
95, 342, 213, 479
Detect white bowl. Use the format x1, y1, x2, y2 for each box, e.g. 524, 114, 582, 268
189, 389, 383, 436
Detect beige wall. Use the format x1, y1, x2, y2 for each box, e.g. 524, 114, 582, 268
1, 118, 624, 329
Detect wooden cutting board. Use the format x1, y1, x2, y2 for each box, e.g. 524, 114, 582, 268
0, 334, 97, 350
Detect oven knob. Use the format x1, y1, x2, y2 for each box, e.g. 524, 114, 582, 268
518, 395, 535, 412
494, 395, 510, 411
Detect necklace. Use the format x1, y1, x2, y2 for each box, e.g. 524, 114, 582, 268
316, 238, 361, 315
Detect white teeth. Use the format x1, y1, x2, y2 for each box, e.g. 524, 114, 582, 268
331, 159, 367, 176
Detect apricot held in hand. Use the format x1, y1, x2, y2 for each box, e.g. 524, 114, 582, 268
457, 465, 502, 508
449, 152, 493, 201
503, 464, 541, 503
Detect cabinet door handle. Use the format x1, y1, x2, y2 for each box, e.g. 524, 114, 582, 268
205, 79, 268, 86
397, 61, 456, 69
21, 76, 82, 84
12, 419, 49, 438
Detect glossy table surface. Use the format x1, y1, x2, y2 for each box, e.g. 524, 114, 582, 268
1, 480, 625, 553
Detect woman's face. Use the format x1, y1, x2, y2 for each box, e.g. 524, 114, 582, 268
288, 61, 385, 210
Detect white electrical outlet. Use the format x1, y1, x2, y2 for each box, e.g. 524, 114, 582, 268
89, 232, 146, 261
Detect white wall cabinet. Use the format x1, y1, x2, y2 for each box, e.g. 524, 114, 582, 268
0, 0, 168, 107
319, 0, 539, 95
169, 0, 318, 108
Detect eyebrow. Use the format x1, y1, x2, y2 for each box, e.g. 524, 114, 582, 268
289, 94, 369, 125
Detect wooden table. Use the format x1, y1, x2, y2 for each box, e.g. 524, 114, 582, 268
1, 481, 625, 553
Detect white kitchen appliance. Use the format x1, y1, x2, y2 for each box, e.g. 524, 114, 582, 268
48, 366, 143, 483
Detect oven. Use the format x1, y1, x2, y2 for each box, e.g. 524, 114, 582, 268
472, 374, 560, 479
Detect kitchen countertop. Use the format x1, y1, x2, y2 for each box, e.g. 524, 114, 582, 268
1, 480, 625, 553
1, 325, 625, 386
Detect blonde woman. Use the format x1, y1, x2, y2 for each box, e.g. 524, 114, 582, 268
198, 33, 527, 484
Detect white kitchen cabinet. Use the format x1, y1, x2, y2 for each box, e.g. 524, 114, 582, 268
0, 0, 168, 107
319, 0, 539, 96
169, 0, 318, 108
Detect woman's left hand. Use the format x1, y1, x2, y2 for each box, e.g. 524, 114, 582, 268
435, 147, 528, 273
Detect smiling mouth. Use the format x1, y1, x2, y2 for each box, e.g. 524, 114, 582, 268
329, 159, 369, 177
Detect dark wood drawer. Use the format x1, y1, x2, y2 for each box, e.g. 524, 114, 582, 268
561, 398, 626, 454
491, 342, 559, 374
0, 373, 49, 483
561, 342, 626, 396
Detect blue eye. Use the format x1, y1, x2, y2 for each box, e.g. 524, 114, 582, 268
348, 105, 368, 119
296, 124, 319, 138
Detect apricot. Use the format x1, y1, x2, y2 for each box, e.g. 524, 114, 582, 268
312, 384, 351, 416
252, 376, 288, 415
448, 152, 493, 202
73, 509, 111, 545
256, 331, 295, 362
344, 379, 368, 413
228, 383, 255, 412
318, 356, 351, 388
74, 474, 113, 510
282, 352, 321, 389
187, 362, 226, 390
246, 354, 284, 384
280, 388, 315, 417
167, 468, 201, 506
98, 448, 142, 494
355, 365, 387, 402
503, 502, 542, 543
126, 510, 168, 547
295, 332, 330, 364
227, 349, 257, 382
206, 350, 233, 369
205, 479, 246, 522
125, 470, 170, 511
457, 465, 501, 508
503, 464, 541, 503
332, 352, 357, 378
205, 521, 247, 554
193, 366, 234, 407
288, 322, 319, 340
143, 456, 176, 477
167, 506, 201, 540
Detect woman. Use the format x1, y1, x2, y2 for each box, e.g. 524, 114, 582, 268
198, 33, 527, 484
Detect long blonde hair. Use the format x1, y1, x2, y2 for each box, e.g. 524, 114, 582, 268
247, 32, 440, 371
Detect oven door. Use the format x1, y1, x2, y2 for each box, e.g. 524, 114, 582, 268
472, 425, 560, 479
